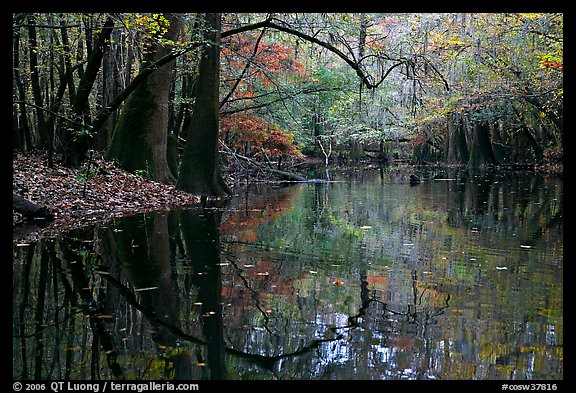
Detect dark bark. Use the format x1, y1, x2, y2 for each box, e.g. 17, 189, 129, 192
96, 28, 122, 149
468, 117, 497, 167
13, 193, 54, 221
89, 42, 202, 141
350, 136, 365, 163
61, 15, 115, 167
59, 16, 77, 100
108, 14, 182, 184
60, 236, 124, 379
172, 74, 195, 140
253, 19, 405, 90
179, 206, 228, 379
177, 13, 231, 196
445, 112, 469, 164
13, 24, 33, 151
34, 243, 50, 379
511, 105, 544, 163
27, 14, 49, 150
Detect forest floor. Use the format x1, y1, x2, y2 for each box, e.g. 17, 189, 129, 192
12, 152, 202, 243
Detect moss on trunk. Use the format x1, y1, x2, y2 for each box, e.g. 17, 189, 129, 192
106, 83, 157, 178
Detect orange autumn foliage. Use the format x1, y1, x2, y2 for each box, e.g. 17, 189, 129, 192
220, 112, 301, 158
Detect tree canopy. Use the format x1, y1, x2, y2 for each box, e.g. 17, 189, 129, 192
13, 13, 563, 194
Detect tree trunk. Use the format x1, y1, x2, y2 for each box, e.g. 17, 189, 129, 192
27, 14, 49, 150
350, 136, 365, 163
468, 117, 497, 167
61, 15, 115, 167
177, 13, 231, 196
96, 28, 121, 150
13, 22, 33, 151
108, 14, 182, 184
445, 112, 469, 164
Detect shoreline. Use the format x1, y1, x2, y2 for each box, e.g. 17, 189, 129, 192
13, 151, 562, 244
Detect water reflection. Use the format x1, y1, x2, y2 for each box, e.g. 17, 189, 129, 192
13, 167, 563, 380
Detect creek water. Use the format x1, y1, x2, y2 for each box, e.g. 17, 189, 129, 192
12, 166, 563, 380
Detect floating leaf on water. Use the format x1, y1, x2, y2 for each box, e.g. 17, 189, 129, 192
134, 286, 159, 292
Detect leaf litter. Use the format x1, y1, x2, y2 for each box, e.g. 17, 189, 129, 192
13, 152, 201, 243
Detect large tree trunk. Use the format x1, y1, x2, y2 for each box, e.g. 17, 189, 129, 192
445, 112, 469, 164
177, 13, 231, 196
350, 136, 365, 163
108, 14, 182, 184
468, 117, 497, 167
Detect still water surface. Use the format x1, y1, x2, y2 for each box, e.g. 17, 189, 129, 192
13, 166, 563, 380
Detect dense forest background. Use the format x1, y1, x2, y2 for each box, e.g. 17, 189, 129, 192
12, 13, 563, 195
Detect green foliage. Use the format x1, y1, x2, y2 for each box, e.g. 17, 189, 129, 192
13, 12, 562, 169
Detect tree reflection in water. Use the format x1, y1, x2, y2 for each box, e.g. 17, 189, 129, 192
13, 168, 563, 380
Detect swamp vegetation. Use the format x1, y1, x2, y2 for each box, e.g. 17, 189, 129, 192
12, 12, 562, 381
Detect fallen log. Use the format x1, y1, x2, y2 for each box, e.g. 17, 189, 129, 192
13, 193, 54, 222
